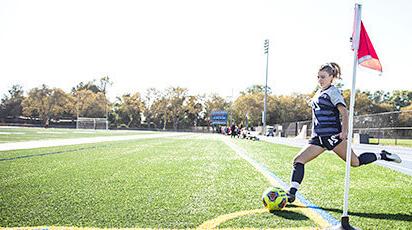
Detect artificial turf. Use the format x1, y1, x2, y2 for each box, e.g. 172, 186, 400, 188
1, 134, 411, 229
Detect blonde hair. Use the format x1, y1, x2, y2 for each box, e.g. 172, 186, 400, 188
319, 62, 341, 79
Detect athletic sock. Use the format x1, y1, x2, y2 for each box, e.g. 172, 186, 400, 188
358, 152, 380, 166
289, 162, 304, 193
380, 151, 389, 161
289, 187, 297, 195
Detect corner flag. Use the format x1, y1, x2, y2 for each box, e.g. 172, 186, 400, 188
340, 3, 383, 229
357, 21, 382, 72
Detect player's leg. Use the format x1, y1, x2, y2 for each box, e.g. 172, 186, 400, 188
333, 140, 402, 166
287, 144, 325, 203
331, 140, 361, 166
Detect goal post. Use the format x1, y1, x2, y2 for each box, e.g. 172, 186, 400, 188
76, 117, 108, 130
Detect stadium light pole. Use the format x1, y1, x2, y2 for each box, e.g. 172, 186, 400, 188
105, 93, 108, 130
231, 88, 234, 125
76, 93, 79, 129
263, 39, 270, 135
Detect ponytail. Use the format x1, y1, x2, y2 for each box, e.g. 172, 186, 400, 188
319, 62, 341, 79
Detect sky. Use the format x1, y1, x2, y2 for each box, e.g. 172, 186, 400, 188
0, 0, 411, 101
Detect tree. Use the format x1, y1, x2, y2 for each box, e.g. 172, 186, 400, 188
115, 92, 145, 128
183, 95, 204, 127
150, 94, 170, 129
143, 88, 161, 128
0, 84, 25, 120
233, 92, 264, 127
74, 89, 107, 118
269, 94, 311, 124
146, 87, 201, 130
366, 90, 391, 104
22, 85, 72, 126
399, 104, 412, 127
72, 81, 100, 94
98, 76, 113, 95
242, 84, 272, 95
390, 90, 412, 110
72, 76, 113, 95
165, 87, 188, 130
49, 88, 75, 120
342, 90, 393, 115
234, 85, 312, 127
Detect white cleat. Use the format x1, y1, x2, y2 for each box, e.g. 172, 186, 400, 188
382, 150, 402, 163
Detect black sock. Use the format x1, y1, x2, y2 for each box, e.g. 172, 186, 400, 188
290, 162, 304, 194
358, 152, 378, 166
380, 152, 389, 161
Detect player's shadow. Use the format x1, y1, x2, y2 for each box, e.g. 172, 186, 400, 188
270, 209, 310, 220
288, 204, 412, 222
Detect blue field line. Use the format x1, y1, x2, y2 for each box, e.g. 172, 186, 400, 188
228, 140, 340, 226
261, 164, 340, 226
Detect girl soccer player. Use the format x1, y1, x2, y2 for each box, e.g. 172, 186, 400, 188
287, 62, 402, 203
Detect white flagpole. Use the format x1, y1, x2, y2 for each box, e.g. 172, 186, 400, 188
341, 3, 362, 228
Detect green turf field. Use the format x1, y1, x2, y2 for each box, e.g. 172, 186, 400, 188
0, 127, 152, 143
1, 133, 411, 229
233, 139, 412, 229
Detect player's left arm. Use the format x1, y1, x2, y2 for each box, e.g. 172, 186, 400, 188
337, 104, 348, 140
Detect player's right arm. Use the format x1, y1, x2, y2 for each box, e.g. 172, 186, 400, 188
337, 104, 348, 140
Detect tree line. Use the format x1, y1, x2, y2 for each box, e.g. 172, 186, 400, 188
1, 78, 411, 129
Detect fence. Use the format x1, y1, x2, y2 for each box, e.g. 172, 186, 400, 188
279, 110, 412, 145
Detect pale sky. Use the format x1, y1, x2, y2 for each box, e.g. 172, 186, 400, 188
0, 0, 411, 101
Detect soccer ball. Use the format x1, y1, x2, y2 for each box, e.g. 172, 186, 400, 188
262, 187, 288, 212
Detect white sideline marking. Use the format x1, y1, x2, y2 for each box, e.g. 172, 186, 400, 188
375, 161, 412, 175
0, 126, 23, 129
261, 136, 412, 177
0, 132, 25, 135
0, 132, 187, 151
74, 131, 97, 134
37, 131, 68, 134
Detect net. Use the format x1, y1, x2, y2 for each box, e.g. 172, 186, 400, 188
76, 117, 108, 130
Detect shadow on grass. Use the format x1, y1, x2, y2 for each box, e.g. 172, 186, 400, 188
270, 209, 310, 220
287, 204, 412, 222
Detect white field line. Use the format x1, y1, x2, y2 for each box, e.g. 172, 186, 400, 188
375, 161, 412, 175
261, 136, 412, 177
73, 131, 97, 134
0, 132, 25, 135
221, 137, 336, 228
36, 131, 68, 134
0, 132, 187, 151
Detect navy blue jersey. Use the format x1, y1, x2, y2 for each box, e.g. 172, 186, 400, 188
311, 85, 346, 137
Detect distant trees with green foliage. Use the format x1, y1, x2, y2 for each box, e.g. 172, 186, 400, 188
22, 85, 73, 126
1, 81, 411, 128
0, 84, 24, 121
113, 93, 145, 128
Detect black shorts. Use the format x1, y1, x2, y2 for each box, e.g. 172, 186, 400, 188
309, 135, 343, 150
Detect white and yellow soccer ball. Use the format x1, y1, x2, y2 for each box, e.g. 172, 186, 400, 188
262, 187, 288, 212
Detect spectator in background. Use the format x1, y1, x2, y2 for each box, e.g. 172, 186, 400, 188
230, 124, 236, 138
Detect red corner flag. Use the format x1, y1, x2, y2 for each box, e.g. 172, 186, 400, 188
357, 21, 382, 72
